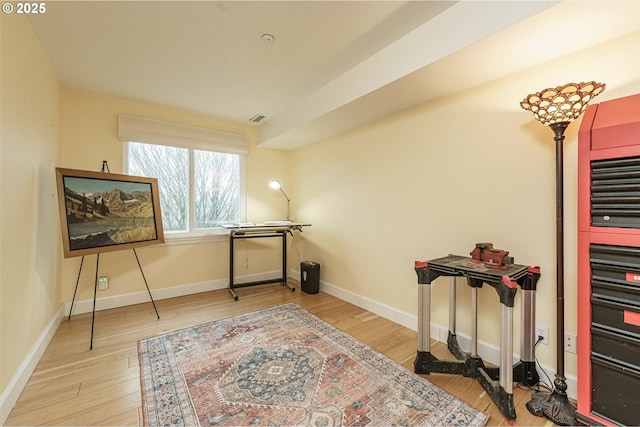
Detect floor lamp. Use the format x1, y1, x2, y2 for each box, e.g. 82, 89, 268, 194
520, 81, 605, 426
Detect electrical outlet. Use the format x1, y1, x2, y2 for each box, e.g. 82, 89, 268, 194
565, 333, 577, 354
536, 325, 549, 345
98, 276, 109, 291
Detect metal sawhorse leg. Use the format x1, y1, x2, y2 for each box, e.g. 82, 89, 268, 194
414, 258, 540, 421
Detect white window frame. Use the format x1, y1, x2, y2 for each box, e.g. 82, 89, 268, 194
119, 115, 248, 244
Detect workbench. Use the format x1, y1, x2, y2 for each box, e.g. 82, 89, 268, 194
225, 222, 310, 300
413, 254, 540, 420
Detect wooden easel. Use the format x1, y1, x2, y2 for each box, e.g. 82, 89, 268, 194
66, 161, 160, 349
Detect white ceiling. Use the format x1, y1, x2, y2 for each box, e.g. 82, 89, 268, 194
27, 1, 640, 150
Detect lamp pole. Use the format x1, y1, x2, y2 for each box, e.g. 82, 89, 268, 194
525, 122, 576, 425
269, 180, 291, 221
553, 122, 568, 383
279, 187, 291, 221
520, 82, 605, 426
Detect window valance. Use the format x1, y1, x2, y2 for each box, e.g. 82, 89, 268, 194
118, 114, 248, 155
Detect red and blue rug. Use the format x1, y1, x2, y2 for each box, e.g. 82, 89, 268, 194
138, 303, 488, 426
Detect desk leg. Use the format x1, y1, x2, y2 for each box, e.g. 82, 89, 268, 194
448, 277, 467, 361
228, 235, 238, 301
282, 231, 294, 292
471, 287, 478, 357
500, 304, 514, 394
419, 281, 431, 353
496, 302, 517, 420
414, 281, 432, 373
449, 277, 456, 334
476, 302, 516, 420
516, 288, 539, 385
514, 268, 540, 386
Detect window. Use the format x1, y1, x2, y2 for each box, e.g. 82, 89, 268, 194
126, 141, 244, 237
118, 115, 248, 240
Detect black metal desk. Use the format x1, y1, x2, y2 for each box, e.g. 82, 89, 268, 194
413, 255, 540, 420
226, 223, 310, 300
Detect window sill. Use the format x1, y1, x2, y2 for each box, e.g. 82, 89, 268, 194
162, 230, 230, 246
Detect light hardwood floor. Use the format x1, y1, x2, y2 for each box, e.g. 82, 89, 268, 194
6, 282, 555, 426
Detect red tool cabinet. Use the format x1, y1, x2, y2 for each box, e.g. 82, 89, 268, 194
577, 93, 640, 426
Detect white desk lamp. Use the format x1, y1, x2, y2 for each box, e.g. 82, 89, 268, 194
269, 179, 290, 221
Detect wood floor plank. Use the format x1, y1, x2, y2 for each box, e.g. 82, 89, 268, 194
5, 284, 555, 426
95, 407, 140, 427
8, 383, 80, 418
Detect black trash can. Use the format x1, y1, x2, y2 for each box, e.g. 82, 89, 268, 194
300, 261, 320, 294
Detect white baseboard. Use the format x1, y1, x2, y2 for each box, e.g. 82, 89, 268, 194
64, 270, 285, 316
316, 277, 418, 331
316, 276, 576, 399
0, 304, 64, 425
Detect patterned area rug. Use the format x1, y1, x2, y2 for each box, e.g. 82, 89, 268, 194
138, 303, 488, 426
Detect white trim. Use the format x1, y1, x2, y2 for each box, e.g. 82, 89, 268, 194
309, 274, 417, 331
0, 305, 64, 425
162, 231, 229, 246
63, 270, 286, 316
118, 114, 248, 155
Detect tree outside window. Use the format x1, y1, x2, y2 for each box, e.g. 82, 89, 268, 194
127, 141, 241, 233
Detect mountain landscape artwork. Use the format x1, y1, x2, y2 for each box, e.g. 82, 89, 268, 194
56, 168, 164, 257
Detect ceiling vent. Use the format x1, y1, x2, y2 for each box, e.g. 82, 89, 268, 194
249, 114, 266, 124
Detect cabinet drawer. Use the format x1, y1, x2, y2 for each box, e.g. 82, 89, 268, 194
591, 244, 640, 275
591, 244, 640, 306
592, 325, 640, 368
591, 156, 640, 228
592, 298, 640, 335
591, 356, 640, 426
592, 280, 640, 306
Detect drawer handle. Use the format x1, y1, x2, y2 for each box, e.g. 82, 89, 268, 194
624, 310, 640, 327
626, 272, 640, 283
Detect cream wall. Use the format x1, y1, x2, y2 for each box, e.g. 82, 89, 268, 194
59, 89, 293, 306
0, 13, 62, 415
290, 31, 640, 381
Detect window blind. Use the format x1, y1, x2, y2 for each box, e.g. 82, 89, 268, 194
118, 114, 248, 155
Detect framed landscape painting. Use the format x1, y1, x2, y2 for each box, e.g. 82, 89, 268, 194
56, 168, 164, 258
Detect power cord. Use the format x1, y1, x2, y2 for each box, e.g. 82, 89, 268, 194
517, 335, 554, 393
534, 336, 554, 391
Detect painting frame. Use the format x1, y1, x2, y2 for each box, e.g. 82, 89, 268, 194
56, 167, 164, 258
